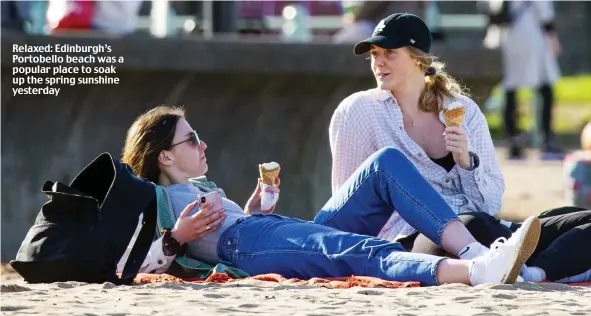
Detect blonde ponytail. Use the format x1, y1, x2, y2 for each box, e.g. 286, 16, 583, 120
405, 46, 470, 113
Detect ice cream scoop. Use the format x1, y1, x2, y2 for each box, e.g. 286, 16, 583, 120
259, 162, 280, 185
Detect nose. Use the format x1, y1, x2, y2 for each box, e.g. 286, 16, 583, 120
199, 141, 208, 151
371, 54, 385, 68
371, 61, 385, 74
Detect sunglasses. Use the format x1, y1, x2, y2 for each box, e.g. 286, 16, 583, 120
169, 130, 202, 148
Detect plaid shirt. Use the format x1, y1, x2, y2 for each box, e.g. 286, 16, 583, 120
329, 88, 505, 241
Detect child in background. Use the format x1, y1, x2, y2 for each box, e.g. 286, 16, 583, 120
564, 121, 591, 209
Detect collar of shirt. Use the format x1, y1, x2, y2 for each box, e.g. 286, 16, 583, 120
370, 88, 452, 127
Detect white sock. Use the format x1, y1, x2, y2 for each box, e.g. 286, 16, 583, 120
555, 268, 591, 283
458, 242, 489, 260
521, 266, 545, 282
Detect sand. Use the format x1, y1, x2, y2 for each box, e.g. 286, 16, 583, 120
496, 147, 568, 222
2, 147, 590, 316
1, 277, 591, 316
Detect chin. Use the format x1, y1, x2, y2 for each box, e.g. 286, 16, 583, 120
189, 167, 208, 179
376, 81, 393, 91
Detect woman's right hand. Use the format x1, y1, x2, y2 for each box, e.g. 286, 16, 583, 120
171, 200, 226, 245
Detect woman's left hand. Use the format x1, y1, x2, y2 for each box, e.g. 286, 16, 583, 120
444, 126, 471, 169
244, 178, 281, 216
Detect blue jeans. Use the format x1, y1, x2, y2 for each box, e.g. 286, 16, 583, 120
217, 148, 460, 285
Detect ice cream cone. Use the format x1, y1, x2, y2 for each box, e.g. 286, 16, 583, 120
258, 162, 281, 212
259, 162, 280, 185
443, 103, 465, 127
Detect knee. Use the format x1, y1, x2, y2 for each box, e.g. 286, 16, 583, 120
576, 211, 591, 224
373, 147, 409, 166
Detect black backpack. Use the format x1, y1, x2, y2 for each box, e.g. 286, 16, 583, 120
10, 153, 157, 285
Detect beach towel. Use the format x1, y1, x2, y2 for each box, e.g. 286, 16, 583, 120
133, 272, 591, 289
133, 272, 421, 289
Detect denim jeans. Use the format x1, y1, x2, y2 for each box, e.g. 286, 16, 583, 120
217, 147, 459, 285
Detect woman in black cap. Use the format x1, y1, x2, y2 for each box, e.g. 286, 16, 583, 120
329, 13, 590, 283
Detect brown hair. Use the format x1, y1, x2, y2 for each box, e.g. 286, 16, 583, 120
405, 46, 470, 113
121, 105, 186, 184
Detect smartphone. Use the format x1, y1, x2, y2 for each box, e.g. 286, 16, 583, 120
198, 190, 223, 211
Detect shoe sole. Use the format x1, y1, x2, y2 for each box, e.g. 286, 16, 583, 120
502, 217, 541, 284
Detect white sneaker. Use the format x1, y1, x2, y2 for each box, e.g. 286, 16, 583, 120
469, 216, 541, 285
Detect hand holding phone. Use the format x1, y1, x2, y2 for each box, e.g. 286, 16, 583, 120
171, 191, 226, 244
198, 190, 223, 212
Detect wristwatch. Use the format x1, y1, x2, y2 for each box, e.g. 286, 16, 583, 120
161, 228, 184, 256
466, 152, 480, 171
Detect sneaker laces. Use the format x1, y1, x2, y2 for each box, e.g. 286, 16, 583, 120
478, 237, 510, 264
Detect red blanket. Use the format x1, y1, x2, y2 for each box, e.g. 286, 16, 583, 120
134, 272, 420, 289
134, 273, 591, 289
559, 282, 591, 287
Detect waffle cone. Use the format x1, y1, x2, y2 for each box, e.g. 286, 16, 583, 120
259, 164, 280, 185
443, 106, 465, 127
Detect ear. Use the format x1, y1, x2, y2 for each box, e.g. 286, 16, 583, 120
158, 150, 174, 166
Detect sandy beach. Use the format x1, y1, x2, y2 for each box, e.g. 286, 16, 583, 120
2, 147, 590, 316
2, 275, 591, 316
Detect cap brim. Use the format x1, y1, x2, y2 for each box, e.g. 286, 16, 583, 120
353, 36, 400, 55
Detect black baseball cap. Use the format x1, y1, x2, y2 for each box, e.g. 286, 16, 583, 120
353, 13, 432, 55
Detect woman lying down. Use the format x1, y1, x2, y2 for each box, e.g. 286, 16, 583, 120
115, 105, 541, 286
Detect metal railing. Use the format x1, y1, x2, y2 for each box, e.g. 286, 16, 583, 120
137, 0, 489, 38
